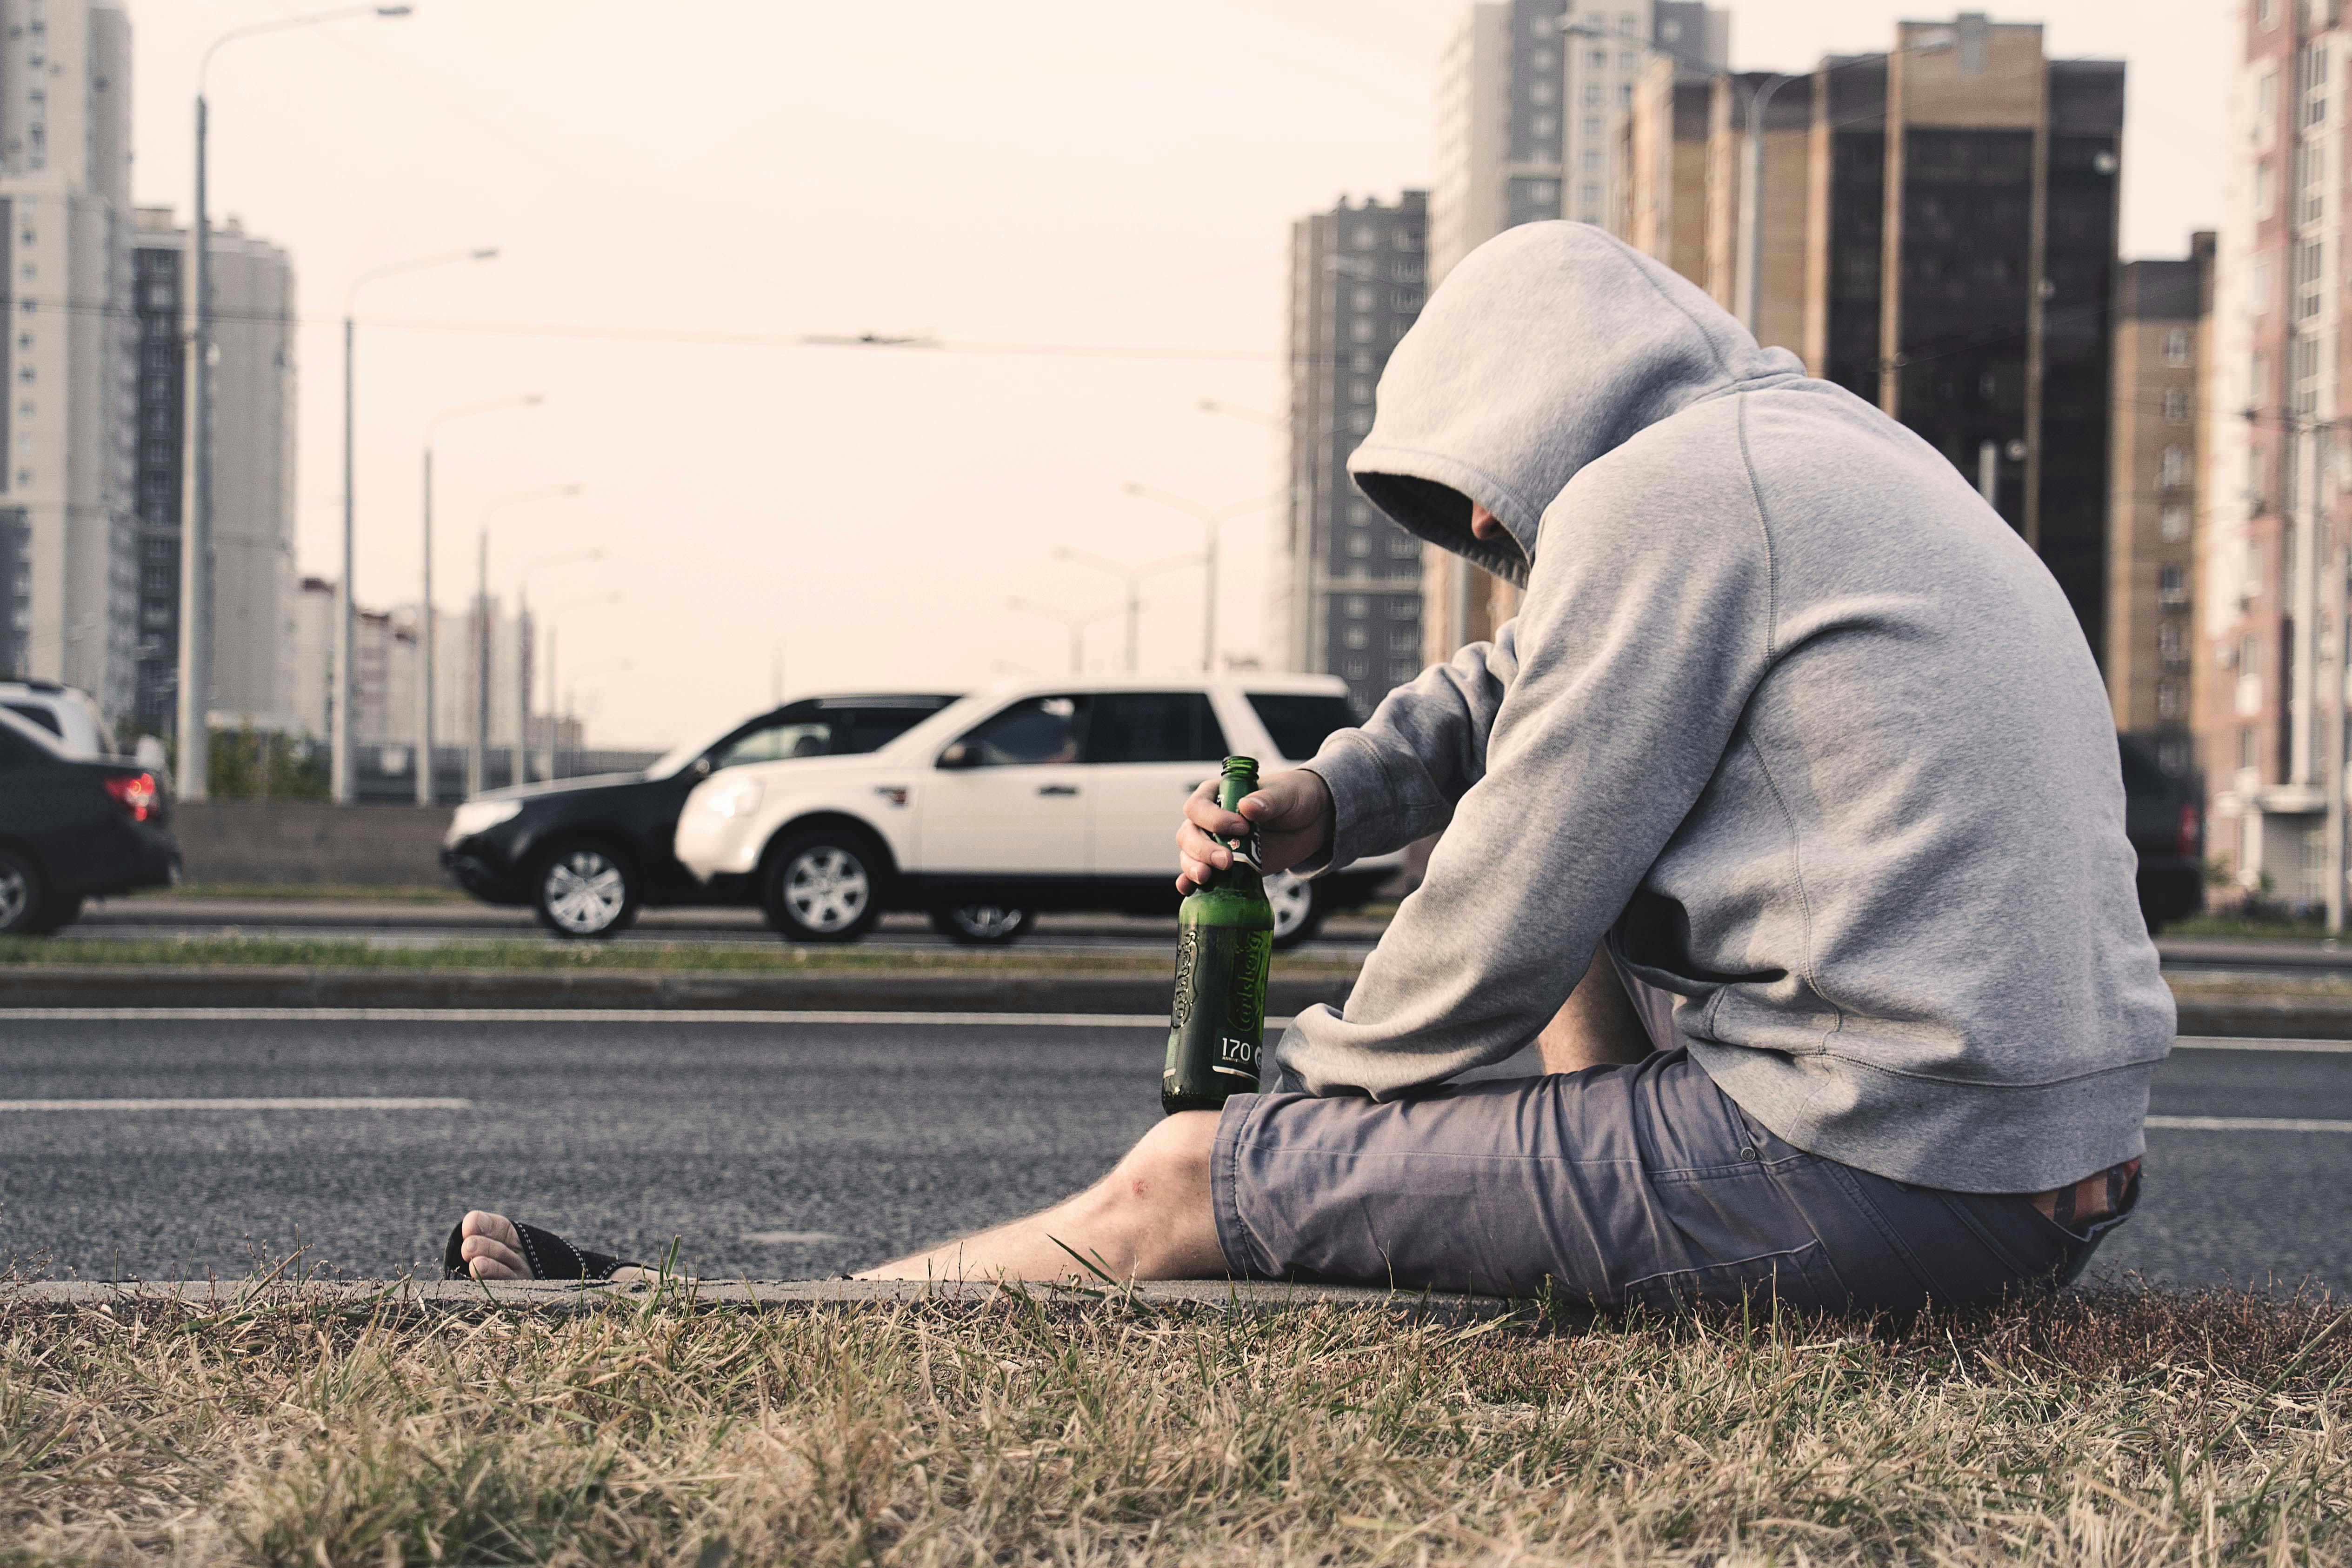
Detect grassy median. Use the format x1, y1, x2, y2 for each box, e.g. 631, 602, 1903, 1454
0, 934, 1365, 980
2, 1285, 2347, 1565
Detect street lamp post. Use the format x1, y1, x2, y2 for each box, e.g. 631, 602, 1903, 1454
1050, 546, 1202, 674
513, 548, 603, 788
1120, 483, 1283, 674
180, 4, 413, 805
1008, 596, 1122, 675
546, 590, 622, 779
471, 484, 583, 794
418, 392, 543, 804
335, 245, 500, 803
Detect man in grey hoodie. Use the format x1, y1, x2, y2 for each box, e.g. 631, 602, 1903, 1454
456, 223, 2170, 1309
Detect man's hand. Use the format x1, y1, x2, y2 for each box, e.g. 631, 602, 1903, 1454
1176, 767, 1333, 893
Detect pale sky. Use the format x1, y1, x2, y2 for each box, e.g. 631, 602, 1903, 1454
128, 0, 2230, 749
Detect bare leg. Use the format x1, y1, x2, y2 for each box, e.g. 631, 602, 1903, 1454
856, 1110, 1226, 1282
1535, 943, 1655, 1075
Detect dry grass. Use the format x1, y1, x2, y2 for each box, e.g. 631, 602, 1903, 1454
4, 1285, 2351, 1565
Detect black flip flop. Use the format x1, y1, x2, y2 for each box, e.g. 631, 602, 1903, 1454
443, 1219, 642, 1281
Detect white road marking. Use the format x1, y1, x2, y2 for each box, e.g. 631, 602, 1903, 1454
742, 1230, 845, 1245
2172, 1036, 2352, 1054
0, 1008, 1183, 1027
0, 1096, 472, 1112
2147, 1114, 2352, 1133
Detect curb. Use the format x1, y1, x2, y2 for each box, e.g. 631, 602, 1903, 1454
2172, 996, 2352, 1039
8, 1277, 1523, 1324
0, 966, 1357, 1014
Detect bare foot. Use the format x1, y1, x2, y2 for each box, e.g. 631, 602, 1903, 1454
456, 1210, 530, 1280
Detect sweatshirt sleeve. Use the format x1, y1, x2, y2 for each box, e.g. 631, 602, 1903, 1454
1292, 626, 1522, 877
1273, 450, 1775, 1098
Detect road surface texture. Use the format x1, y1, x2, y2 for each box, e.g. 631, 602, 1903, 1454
3, 1011, 2346, 1292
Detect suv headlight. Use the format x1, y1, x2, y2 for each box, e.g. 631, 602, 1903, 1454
698, 775, 764, 820
447, 799, 523, 840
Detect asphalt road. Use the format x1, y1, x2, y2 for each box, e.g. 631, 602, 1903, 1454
2, 1011, 2346, 1292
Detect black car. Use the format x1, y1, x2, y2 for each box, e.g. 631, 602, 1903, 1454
441, 693, 959, 936
0, 707, 179, 935
2120, 733, 2203, 934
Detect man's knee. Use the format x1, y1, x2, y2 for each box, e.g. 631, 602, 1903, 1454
1106, 1110, 1217, 1213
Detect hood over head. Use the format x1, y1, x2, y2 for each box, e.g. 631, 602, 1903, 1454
1347, 221, 1800, 587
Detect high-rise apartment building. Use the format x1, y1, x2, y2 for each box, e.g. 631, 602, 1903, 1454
129, 207, 297, 736
2109, 242, 2214, 781
1620, 16, 2126, 659
2202, 0, 2352, 900
0, 0, 136, 721
1282, 192, 1428, 715
1424, 0, 1729, 656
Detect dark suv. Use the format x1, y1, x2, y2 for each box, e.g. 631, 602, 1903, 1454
0, 707, 180, 934
441, 694, 958, 936
2120, 734, 2203, 934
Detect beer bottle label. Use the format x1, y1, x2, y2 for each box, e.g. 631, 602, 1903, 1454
1164, 923, 1269, 1104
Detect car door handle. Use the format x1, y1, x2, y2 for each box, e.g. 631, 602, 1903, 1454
1037, 784, 1079, 797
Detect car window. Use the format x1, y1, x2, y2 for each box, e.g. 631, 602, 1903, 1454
711, 721, 833, 770
1085, 692, 1228, 765
826, 705, 951, 755
3, 701, 61, 739
1246, 693, 1359, 761
955, 694, 1089, 767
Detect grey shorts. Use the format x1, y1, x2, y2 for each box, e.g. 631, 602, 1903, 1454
1211, 979, 2128, 1313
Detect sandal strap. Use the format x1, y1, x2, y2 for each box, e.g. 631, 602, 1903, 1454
443, 1219, 643, 1281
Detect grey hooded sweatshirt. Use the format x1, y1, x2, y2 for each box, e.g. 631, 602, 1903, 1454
1284, 221, 2172, 1195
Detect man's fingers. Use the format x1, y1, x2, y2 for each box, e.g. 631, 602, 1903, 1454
1183, 777, 1249, 838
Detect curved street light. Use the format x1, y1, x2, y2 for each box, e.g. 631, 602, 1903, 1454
1008, 595, 1123, 675
1051, 546, 1202, 675
333, 245, 501, 801
178, 3, 414, 804
468, 483, 584, 794
1121, 483, 1283, 674
413, 391, 544, 802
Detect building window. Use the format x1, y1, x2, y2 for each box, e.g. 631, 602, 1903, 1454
1530, 112, 1557, 138
1388, 533, 1418, 557
2240, 727, 2259, 770
1581, 147, 1604, 173
1388, 629, 1417, 652
1343, 625, 1368, 648
1349, 224, 1377, 249
1349, 377, 1373, 404
2242, 632, 2262, 677
2260, 0, 2278, 26
1582, 114, 1602, 140
1350, 319, 1374, 343
2159, 621, 2185, 660
1392, 288, 1422, 311
1388, 598, 1416, 618
2159, 566, 2187, 605
2163, 387, 2190, 423
1619, 81, 1632, 108
1347, 533, 1372, 559
1351, 285, 1377, 311
2160, 501, 2191, 541
1348, 410, 1373, 434
1530, 79, 1555, 105
2253, 255, 2273, 315
1392, 259, 1422, 283
1345, 595, 1369, 618
1347, 500, 1372, 524
2164, 327, 2191, 366
1582, 81, 1603, 109
2157, 681, 2183, 718
1390, 661, 1417, 682
1343, 658, 1367, 680
2302, 41, 2330, 130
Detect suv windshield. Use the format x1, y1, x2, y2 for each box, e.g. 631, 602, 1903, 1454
1246, 693, 1360, 761
647, 696, 959, 779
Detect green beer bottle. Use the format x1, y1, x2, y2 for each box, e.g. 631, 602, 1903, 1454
1164, 756, 1276, 1115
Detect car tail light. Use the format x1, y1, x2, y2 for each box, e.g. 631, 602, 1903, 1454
2176, 802, 2200, 858
104, 772, 159, 822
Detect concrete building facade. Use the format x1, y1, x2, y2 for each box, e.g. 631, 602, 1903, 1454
1423, 0, 1729, 659
129, 207, 296, 737
2201, 0, 2352, 901
2108, 243, 2214, 783
0, 0, 137, 723
1619, 15, 2126, 662
1282, 191, 1427, 716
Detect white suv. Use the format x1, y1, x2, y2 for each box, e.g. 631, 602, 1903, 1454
674, 674, 1402, 947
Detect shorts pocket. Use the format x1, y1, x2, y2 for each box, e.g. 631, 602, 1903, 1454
1617, 1241, 1846, 1313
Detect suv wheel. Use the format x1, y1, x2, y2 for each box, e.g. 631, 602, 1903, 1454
1266, 870, 1324, 951
533, 843, 638, 939
0, 847, 45, 935
929, 904, 1036, 945
766, 830, 884, 943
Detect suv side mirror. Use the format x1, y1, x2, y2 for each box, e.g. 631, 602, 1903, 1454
936, 741, 976, 770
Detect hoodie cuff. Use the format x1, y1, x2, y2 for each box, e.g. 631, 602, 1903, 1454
1295, 729, 1399, 880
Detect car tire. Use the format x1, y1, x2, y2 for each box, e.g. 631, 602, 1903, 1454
0, 846, 49, 935
530, 841, 639, 940
764, 828, 886, 943
1266, 869, 1325, 951
929, 904, 1036, 945
22, 894, 83, 935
